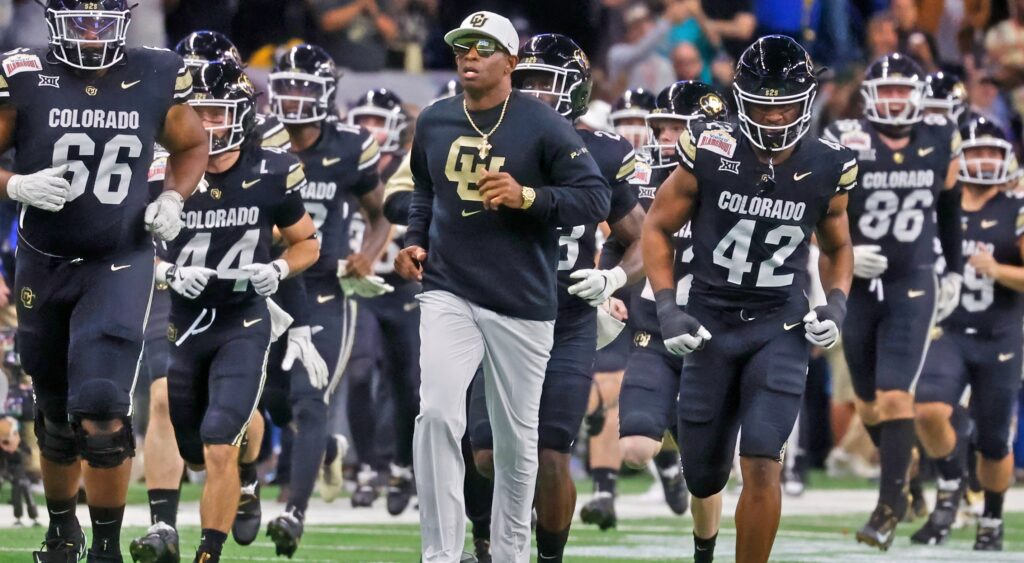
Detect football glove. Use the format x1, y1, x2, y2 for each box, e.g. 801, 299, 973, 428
568, 266, 628, 307
281, 326, 329, 390
337, 259, 394, 298
7, 164, 71, 212
242, 259, 289, 297
803, 289, 848, 349
157, 262, 217, 300
852, 245, 888, 279
935, 272, 963, 323
655, 289, 711, 356
145, 191, 185, 241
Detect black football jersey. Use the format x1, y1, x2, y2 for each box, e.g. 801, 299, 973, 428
0, 46, 192, 258
824, 116, 960, 280
255, 113, 291, 150
557, 129, 638, 312
293, 122, 380, 278
160, 146, 307, 309
680, 121, 859, 310
946, 191, 1024, 331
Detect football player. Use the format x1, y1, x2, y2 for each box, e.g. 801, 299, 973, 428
0, 2, 208, 561
461, 33, 644, 562
610, 87, 656, 151
644, 36, 856, 563
824, 53, 963, 549
264, 44, 389, 557
911, 115, 1023, 550
922, 70, 968, 124
159, 60, 318, 563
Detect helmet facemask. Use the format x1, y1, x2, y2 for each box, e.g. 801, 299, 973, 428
512, 64, 585, 118
861, 78, 924, 129
348, 107, 407, 153
189, 99, 251, 155
46, 7, 130, 70
642, 114, 692, 169
959, 137, 1020, 186
268, 72, 335, 124
733, 86, 816, 152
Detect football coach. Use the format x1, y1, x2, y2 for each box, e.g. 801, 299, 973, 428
395, 10, 611, 563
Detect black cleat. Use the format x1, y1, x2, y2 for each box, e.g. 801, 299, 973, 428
910, 483, 961, 545
351, 466, 379, 508
33, 523, 87, 562
856, 503, 899, 551
191, 550, 218, 563
580, 492, 617, 531
658, 467, 689, 515
904, 489, 928, 523
472, 538, 491, 563
974, 518, 1004, 551
386, 466, 415, 516
129, 523, 180, 563
267, 510, 304, 558
232, 480, 262, 546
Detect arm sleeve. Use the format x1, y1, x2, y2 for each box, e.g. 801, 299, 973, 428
172, 60, 193, 104
675, 128, 697, 171
522, 118, 611, 226
836, 156, 858, 192
352, 130, 382, 196
260, 119, 292, 150
274, 162, 309, 228
405, 122, 433, 249
937, 184, 963, 275
383, 152, 414, 225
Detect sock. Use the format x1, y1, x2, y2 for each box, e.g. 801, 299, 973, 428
592, 468, 618, 496
89, 505, 124, 555
654, 449, 680, 477
45, 495, 78, 538
908, 474, 924, 499
239, 461, 258, 485
148, 488, 180, 528
933, 450, 964, 482
983, 490, 1004, 519
878, 419, 915, 515
324, 436, 339, 465
284, 503, 305, 522
198, 528, 228, 556
535, 525, 570, 561
865, 423, 882, 449
694, 532, 717, 563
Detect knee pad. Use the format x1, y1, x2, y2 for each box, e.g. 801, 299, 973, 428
685, 467, 730, 499
537, 424, 575, 454
977, 435, 1011, 461
71, 416, 135, 469
74, 379, 125, 421
34, 412, 79, 465
200, 406, 247, 447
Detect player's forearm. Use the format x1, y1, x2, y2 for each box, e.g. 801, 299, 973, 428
0, 168, 16, 196
359, 206, 392, 262
818, 241, 854, 296
991, 264, 1024, 292
280, 239, 320, 278
642, 222, 678, 293
164, 143, 208, 200
609, 205, 646, 285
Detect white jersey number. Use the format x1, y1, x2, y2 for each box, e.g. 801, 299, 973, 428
713, 219, 804, 287
961, 264, 995, 312
858, 189, 933, 242
176, 229, 259, 292
52, 133, 143, 205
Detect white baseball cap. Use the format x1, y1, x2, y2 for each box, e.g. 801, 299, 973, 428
444, 11, 519, 56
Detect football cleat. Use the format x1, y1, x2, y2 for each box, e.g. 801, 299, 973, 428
782, 467, 805, 498
192, 549, 219, 563
658, 465, 690, 515
318, 434, 348, 503
580, 492, 617, 531
266, 509, 304, 558
974, 518, 1003, 551
459, 552, 479, 563
386, 464, 415, 516
904, 489, 928, 522
910, 482, 961, 545
129, 522, 180, 563
232, 480, 262, 546
855, 503, 899, 551
351, 466, 380, 508
473, 538, 491, 563
32, 522, 86, 562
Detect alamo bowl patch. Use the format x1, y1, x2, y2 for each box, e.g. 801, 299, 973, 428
3, 53, 41, 77
697, 130, 737, 158
630, 160, 652, 185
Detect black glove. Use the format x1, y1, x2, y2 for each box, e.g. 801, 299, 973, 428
655, 289, 711, 355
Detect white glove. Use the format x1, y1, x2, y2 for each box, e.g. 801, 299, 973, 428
281, 325, 329, 389
802, 310, 839, 349
935, 272, 963, 323
157, 262, 217, 300
568, 266, 628, 307
7, 164, 70, 212
339, 275, 395, 298
144, 191, 185, 241
664, 325, 712, 356
242, 259, 289, 296
852, 245, 888, 279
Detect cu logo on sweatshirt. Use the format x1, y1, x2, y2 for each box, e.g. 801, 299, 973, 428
445, 136, 506, 202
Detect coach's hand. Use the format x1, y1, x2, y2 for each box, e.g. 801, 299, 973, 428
569, 267, 628, 307
7, 164, 71, 212
655, 288, 711, 355
145, 190, 185, 241
157, 262, 217, 300
478, 170, 525, 210
343, 252, 374, 277
242, 259, 289, 296
396, 245, 426, 281
935, 271, 963, 323
852, 245, 888, 279
282, 325, 329, 389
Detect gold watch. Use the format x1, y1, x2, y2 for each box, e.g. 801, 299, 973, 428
521, 186, 536, 210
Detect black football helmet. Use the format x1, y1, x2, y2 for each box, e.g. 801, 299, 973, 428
432, 79, 463, 104
187, 60, 257, 155
733, 35, 817, 152
44, 0, 131, 70
958, 114, 1020, 186
512, 33, 593, 120
269, 44, 338, 124
923, 71, 967, 123
643, 81, 729, 169
861, 53, 925, 135
347, 89, 408, 153
175, 30, 243, 69
610, 88, 656, 149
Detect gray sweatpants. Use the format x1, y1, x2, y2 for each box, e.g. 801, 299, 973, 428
414, 290, 554, 563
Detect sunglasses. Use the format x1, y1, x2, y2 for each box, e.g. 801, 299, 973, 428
452, 37, 502, 58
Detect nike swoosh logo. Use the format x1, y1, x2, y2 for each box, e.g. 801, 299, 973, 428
111, 264, 131, 271
121, 80, 141, 89
982, 220, 999, 229
95, 519, 118, 525
999, 353, 1015, 362
784, 321, 802, 331
877, 530, 892, 543
908, 289, 926, 298
149, 499, 167, 505
462, 209, 482, 217
403, 301, 418, 312
793, 171, 812, 181
918, 147, 935, 157
322, 157, 342, 167
243, 318, 262, 328
316, 294, 336, 304
242, 179, 260, 189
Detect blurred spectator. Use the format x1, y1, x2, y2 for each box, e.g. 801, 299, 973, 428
754, 0, 803, 39
670, 41, 706, 82
310, 0, 400, 72
7, 0, 47, 49
809, 0, 862, 71
126, 0, 168, 48
606, 2, 687, 97
231, 0, 317, 59
666, 0, 719, 83
166, 0, 237, 47
865, 10, 899, 62
985, 0, 1024, 118
701, 0, 755, 60
892, 0, 939, 71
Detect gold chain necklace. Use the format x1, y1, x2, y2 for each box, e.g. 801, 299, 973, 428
462, 93, 510, 159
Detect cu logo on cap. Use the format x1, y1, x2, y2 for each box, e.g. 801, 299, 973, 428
470, 13, 488, 27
